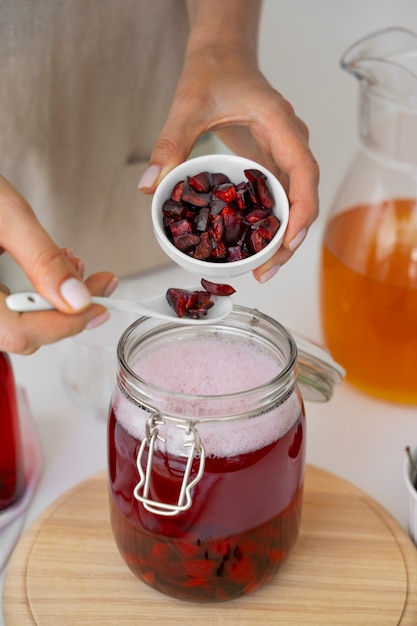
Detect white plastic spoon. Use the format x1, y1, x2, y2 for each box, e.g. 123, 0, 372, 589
6, 289, 234, 325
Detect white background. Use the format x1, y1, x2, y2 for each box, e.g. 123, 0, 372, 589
260, 0, 417, 216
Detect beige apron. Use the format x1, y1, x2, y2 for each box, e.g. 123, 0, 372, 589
0, 0, 212, 289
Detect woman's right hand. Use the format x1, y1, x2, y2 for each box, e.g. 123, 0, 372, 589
0, 176, 118, 355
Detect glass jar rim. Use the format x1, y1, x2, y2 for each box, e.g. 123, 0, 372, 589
116, 306, 298, 422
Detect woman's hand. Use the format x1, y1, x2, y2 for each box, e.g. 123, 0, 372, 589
139, 0, 319, 283
0, 176, 118, 354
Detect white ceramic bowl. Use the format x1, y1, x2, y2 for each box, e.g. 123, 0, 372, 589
404, 445, 417, 545
151, 154, 289, 279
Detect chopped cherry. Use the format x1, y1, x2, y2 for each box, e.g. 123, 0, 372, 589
173, 234, 200, 252
166, 280, 235, 319
193, 231, 211, 260
212, 172, 231, 186
161, 168, 279, 264
200, 279, 236, 296
213, 183, 237, 204
166, 289, 199, 318
170, 180, 185, 202
188, 172, 212, 193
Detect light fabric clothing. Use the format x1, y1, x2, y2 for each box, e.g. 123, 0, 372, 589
0, 0, 207, 288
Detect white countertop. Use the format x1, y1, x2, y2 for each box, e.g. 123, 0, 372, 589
1, 221, 416, 623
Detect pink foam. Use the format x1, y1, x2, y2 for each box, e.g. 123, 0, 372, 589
114, 335, 299, 456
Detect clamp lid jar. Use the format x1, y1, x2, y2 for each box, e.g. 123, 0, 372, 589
107, 306, 342, 603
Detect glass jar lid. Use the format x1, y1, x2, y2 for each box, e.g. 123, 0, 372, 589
291, 331, 345, 402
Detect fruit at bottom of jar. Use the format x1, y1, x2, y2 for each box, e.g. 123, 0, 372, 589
108, 406, 305, 603
110, 487, 303, 603
162, 169, 280, 263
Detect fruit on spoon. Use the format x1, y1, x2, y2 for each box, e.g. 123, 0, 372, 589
166, 279, 236, 319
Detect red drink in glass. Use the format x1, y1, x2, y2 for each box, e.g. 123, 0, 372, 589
108, 313, 306, 602
109, 412, 304, 602
0, 352, 25, 511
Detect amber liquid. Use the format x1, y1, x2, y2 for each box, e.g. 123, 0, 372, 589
320, 198, 417, 404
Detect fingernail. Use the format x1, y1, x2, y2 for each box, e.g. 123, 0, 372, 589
138, 164, 161, 189
64, 248, 75, 259
288, 228, 307, 252
85, 310, 111, 330
104, 276, 120, 297
77, 259, 85, 279
260, 264, 280, 283
60, 277, 91, 310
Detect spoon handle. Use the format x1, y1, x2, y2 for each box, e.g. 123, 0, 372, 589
5, 292, 149, 316
6, 292, 55, 312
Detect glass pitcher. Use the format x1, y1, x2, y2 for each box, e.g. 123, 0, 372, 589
320, 27, 417, 405
107, 306, 343, 603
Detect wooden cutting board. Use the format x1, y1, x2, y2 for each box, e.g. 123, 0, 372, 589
3, 465, 417, 625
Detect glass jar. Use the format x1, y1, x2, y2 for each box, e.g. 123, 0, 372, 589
107, 306, 342, 603
0, 352, 24, 511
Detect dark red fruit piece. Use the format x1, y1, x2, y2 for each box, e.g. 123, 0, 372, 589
162, 167, 277, 265
162, 200, 185, 219
187, 172, 212, 193
193, 207, 210, 232
210, 241, 227, 260
201, 279, 236, 296
235, 185, 252, 211
208, 214, 224, 244
213, 183, 237, 204
212, 172, 231, 186
193, 231, 211, 260
169, 219, 192, 238
246, 229, 268, 254
195, 290, 214, 305
166, 288, 198, 318
170, 180, 185, 202
187, 291, 215, 318
209, 196, 227, 216
166, 287, 216, 319
163, 215, 175, 230
227, 245, 247, 262
243, 168, 265, 183
173, 233, 200, 252
223, 212, 248, 245
255, 215, 280, 241
182, 183, 210, 207
255, 176, 274, 210
244, 169, 274, 209
245, 208, 270, 224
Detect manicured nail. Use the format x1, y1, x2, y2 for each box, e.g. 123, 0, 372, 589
85, 310, 111, 330
138, 164, 161, 189
60, 277, 91, 310
64, 248, 75, 259
288, 228, 307, 252
260, 264, 280, 283
77, 259, 85, 279
104, 276, 120, 297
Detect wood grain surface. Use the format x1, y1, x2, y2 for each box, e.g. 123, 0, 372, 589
3, 465, 417, 625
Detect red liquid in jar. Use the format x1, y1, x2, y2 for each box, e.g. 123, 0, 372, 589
0, 352, 25, 510
108, 336, 305, 602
